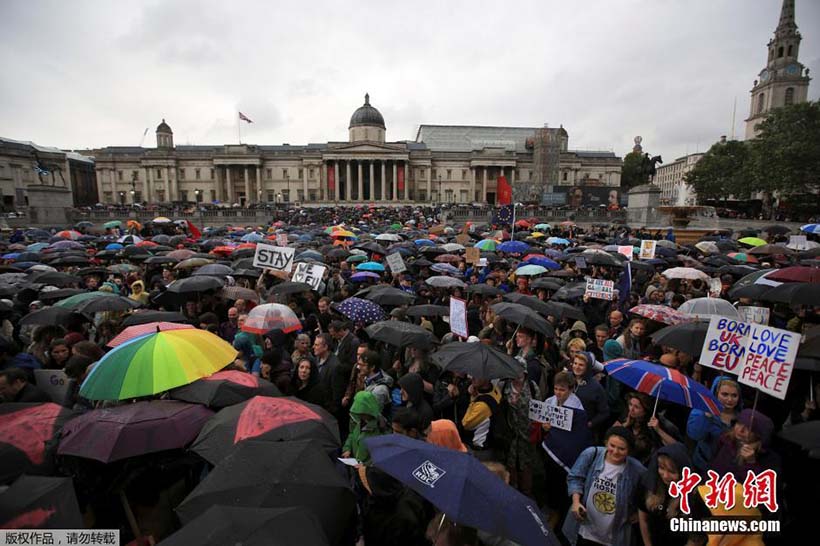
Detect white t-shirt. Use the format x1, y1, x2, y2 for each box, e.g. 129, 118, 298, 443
579, 460, 625, 546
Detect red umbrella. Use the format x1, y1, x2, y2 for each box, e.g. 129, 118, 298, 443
136, 240, 158, 248
167, 249, 196, 260
170, 370, 281, 408
0, 403, 75, 483
515, 219, 530, 229
190, 396, 339, 465
630, 304, 692, 325
107, 321, 195, 347
435, 254, 462, 263
766, 266, 820, 283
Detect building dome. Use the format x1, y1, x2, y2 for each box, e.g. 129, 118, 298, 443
349, 93, 385, 129
156, 119, 173, 134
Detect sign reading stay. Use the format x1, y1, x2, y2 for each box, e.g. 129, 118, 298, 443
253, 243, 295, 273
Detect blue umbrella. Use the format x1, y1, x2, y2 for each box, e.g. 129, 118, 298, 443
350, 271, 381, 283
332, 297, 387, 324
542, 249, 563, 259
515, 264, 547, 276
26, 243, 49, 252
546, 237, 570, 246
801, 224, 820, 234
497, 241, 529, 254
241, 232, 264, 243
523, 256, 560, 270
357, 261, 385, 272
296, 250, 323, 262
106, 243, 124, 250
431, 263, 462, 276
414, 239, 435, 247
365, 434, 559, 546
1, 253, 20, 260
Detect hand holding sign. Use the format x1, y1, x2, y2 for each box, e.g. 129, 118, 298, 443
254, 243, 295, 273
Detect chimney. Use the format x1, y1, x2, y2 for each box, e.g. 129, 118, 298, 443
719, 135, 727, 144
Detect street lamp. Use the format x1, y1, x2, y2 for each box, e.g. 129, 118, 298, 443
277, 193, 282, 209
194, 188, 203, 227
438, 174, 442, 204
284, 171, 290, 209
119, 191, 125, 206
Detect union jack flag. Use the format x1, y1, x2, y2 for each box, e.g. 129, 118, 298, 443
604, 358, 722, 415
238, 112, 253, 123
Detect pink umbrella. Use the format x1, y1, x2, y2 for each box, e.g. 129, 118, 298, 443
242, 303, 302, 334
55, 230, 82, 241
107, 322, 195, 347
629, 304, 692, 325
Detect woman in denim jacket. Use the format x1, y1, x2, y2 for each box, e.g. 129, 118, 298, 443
563, 426, 646, 546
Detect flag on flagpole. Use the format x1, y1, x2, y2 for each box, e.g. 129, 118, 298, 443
493, 205, 513, 226
238, 112, 253, 123
617, 261, 632, 312
497, 175, 512, 206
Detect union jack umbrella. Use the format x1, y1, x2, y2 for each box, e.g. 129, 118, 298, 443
629, 304, 692, 325
604, 358, 722, 416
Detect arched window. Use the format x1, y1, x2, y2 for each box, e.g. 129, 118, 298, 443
778, 46, 784, 58
757, 93, 766, 114
787, 44, 793, 56
785, 87, 795, 106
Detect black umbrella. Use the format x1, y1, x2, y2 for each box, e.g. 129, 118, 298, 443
38, 288, 88, 303
529, 278, 564, 291
158, 505, 329, 546
405, 304, 450, 317
490, 302, 554, 337
15, 252, 43, 262
760, 283, 820, 306
465, 283, 502, 296
728, 284, 772, 301
122, 311, 189, 327
357, 285, 415, 306
166, 276, 225, 294
551, 281, 587, 302
192, 264, 235, 277
411, 257, 433, 268
365, 320, 438, 349
20, 307, 83, 326
431, 341, 523, 380
650, 321, 710, 357
778, 421, 820, 457
502, 293, 552, 316
49, 256, 90, 266
355, 241, 386, 254
327, 248, 350, 260
177, 440, 355, 544
0, 475, 83, 529
144, 255, 180, 265
27, 271, 81, 287
270, 281, 313, 295
171, 371, 281, 408
74, 296, 141, 315
543, 301, 587, 322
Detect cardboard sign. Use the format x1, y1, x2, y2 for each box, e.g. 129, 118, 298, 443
708, 278, 723, 298
617, 246, 633, 261
584, 278, 614, 300
789, 235, 808, 250
291, 262, 326, 290
737, 306, 770, 325
477, 258, 489, 267
528, 400, 573, 431
575, 256, 587, 270
639, 240, 657, 260
449, 297, 468, 338
700, 317, 798, 399
456, 234, 470, 245
253, 243, 295, 273
33, 369, 74, 406
276, 233, 289, 246
429, 224, 446, 235
386, 252, 407, 274
465, 247, 480, 265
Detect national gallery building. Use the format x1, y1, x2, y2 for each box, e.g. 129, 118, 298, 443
91, 95, 622, 207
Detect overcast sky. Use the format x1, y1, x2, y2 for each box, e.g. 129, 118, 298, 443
2, 0, 818, 161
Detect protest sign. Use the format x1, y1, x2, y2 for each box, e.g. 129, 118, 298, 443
700, 317, 798, 399
708, 278, 722, 298
465, 247, 480, 264
449, 297, 468, 338
429, 224, 446, 235
291, 262, 326, 290
386, 252, 407, 274
584, 278, 614, 300
456, 233, 470, 245
738, 306, 770, 325
34, 369, 74, 406
528, 400, 572, 431
276, 233, 289, 247
639, 240, 657, 260
575, 256, 587, 270
253, 243, 295, 273
789, 235, 808, 250
617, 246, 633, 261
477, 258, 488, 267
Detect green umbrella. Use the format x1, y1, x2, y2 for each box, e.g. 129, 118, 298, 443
390, 223, 402, 230
55, 291, 116, 309
103, 220, 123, 229
346, 254, 367, 263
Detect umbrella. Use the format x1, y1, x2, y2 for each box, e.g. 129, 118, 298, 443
170, 370, 281, 408
442, 243, 465, 253
431, 341, 523, 380
502, 293, 553, 316
240, 232, 265, 243
475, 239, 498, 251
465, 283, 502, 296
177, 440, 354, 545
57, 400, 213, 463
415, 239, 436, 247
192, 264, 234, 277
167, 249, 196, 260
800, 224, 820, 234
778, 421, 820, 456
55, 230, 81, 240
765, 266, 820, 283
269, 282, 313, 296
107, 321, 195, 347
431, 263, 462, 276
523, 256, 560, 270
0, 403, 76, 484
727, 252, 758, 264
629, 304, 692, 325
375, 233, 401, 242
153, 216, 172, 223
38, 288, 87, 303
242, 303, 302, 334
405, 304, 450, 317
365, 434, 558, 546
435, 254, 462, 264
75, 295, 139, 315
661, 267, 710, 281
551, 281, 587, 302
176, 257, 214, 270
760, 282, 820, 306
121, 311, 189, 327
498, 241, 529, 254
357, 285, 415, 306
79, 329, 237, 401
546, 237, 570, 246
165, 276, 225, 294
158, 505, 329, 546
515, 264, 547, 276
543, 301, 587, 322
490, 302, 554, 337
28, 271, 81, 286
351, 271, 380, 282
748, 244, 793, 256
729, 283, 772, 300
221, 286, 261, 302
678, 297, 740, 320
762, 225, 791, 235
20, 307, 81, 327
650, 321, 710, 357
365, 321, 438, 349
738, 237, 767, 247
356, 261, 386, 272
529, 278, 564, 292
190, 397, 339, 465
117, 234, 143, 245
54, 291, 113, 309
0, 475, 83, 530
695, 241, 719, 254
604, 358, 722, 415
426, 276, 467, 288
332, 297, 387, 324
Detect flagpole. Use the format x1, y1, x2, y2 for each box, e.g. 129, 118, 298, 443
237, 113, 241, 144
511, 202, 516, 239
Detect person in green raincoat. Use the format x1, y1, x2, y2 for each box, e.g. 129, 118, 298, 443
341, 390, 387, 464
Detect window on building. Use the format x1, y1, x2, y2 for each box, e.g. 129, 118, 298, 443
298, 168, 303, 178
778, 46, 784, 58
563, 172, 568, 181
267, 192, 274, 202
460, 190, 468, 202
757, 93, 765, 114
103, 191, 112, 202
785, 87, 795, 106
210, 189, 216, 201
309, 168, 314, 179
282, 190, 290, 202
462, 169, 467, 179
297, 190, 304, 202
180, 190, 188, 202
133, 191, 142, 203
179, 168, 185, 180
195, 168, 201, 180
309, 190, 317, 201
787, 45, 793, 56
210, 169, 214, 180
118, 170, 123, 181
446, 169, 451, 180
528, 170, 533, 181
282, 169, 288, 178
266, 168, 272, 179
157, 169, 162, 179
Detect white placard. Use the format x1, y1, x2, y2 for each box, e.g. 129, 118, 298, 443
477, 258, 489, 267
449, 297, 468, 338
708, 278, 723, 298
617, 246, 633, 261
737, 305, 770, 325
291, 262, 326, 290
789, 235, 808, 250
639, 240, 657, 260
253, 243, 295, 273
386, 252, 407, 274
528, 400, 573, 431
276, 233, 289, 246
584, 278, 614, 300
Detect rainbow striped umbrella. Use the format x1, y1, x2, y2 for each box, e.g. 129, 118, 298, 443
79, 329, 237, 401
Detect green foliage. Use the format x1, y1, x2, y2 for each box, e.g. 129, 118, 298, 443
621, 151, 647, 190
685, 140, 750, 201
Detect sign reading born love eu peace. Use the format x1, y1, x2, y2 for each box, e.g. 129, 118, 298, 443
700, 316, 799, 399
253, 243, 295, 273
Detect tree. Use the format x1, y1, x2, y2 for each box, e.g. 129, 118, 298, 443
747, 101, 820, 196
684, 139, 750, 202
621, 151, 647, 190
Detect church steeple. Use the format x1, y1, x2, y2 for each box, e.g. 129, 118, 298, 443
776, 0, 797, 36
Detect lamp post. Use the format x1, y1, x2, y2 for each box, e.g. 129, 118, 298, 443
276, 192, 282, 210
194, 188, 203, 227
438, 174, 442, 204
284, 171, 290, 209
119, 191, 125, 206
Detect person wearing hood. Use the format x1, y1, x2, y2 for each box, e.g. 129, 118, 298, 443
686, 376, 742, 472
359, 466, 434, 546
128, 280, 149, 305
358, 349, 393, 412
709, 408, 781, 483
602, 339, 626, 416
560, 320, 589, 354
638, 443, 708, 546
570, 351, 610, 438
398, 372, 434, 428
341, 390, 387, 464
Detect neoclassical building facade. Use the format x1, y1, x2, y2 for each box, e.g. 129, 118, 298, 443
91, 94, 621, 206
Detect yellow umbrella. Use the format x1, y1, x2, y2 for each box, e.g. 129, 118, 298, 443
738, 237, 767, 247
330, 230, 356, 238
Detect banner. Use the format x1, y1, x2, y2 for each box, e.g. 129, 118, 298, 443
789, 235, 808, 250
528, 400, 572, 431
465, 247, 480, 265
737, 306, 770, 325
700, 317, 799, 399
253, 243, 295, 272
639, 240, 657, 260
708, 278, 722, 298
541, 401, 594, 471
617, 246, 633, 261
386, 252, 407, 274
497, 175, 512, 206
575, 256, 587, 270
397, 166, 405, 193
291, 262, 326, 290
584, 278, 614, 300
327, 164, 335, 192
449, 297, 468, 338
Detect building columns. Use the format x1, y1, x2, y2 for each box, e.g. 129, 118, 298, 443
380, 161, 386, 202
143, 168, 152, 203
243, 166, 251, 204
392, 162, 398, 202
403, 162, 409, 201
163, 167, 171, 201
482, 167, 488, 203
426, 166, 432, 201
357, 161, 363, 202
345, 161, 352, 202
470, 167, 476, 203
256, 166, 262, 204
369, 161, 375, 202
333, 162, 340, 202
226, 167, 234, 204
302, 165, 308, 202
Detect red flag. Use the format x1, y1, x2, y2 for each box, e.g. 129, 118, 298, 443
397, 167, 405, 192
497, 175, 512, 205
238, 112, 253, 123
187, 220, 202, 240
327, 165, 335, 191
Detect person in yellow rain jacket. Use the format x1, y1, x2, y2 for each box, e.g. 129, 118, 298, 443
461, 377, 502, 460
